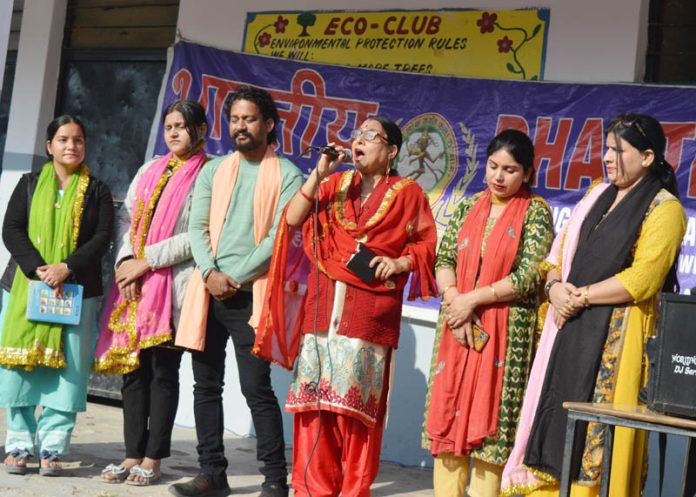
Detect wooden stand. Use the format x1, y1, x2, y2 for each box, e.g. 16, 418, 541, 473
560, 402, 696, 497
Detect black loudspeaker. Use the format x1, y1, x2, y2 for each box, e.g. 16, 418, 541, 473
646, 293, 696, 419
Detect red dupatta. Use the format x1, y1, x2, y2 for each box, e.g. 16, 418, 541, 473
254, 170, 437, 369
427, 188, 530, 455
308, 170, 436, 296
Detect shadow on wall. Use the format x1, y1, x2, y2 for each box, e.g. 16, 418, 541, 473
174, 316, 438, 471
175, 340, 294, 439
381, 320, 434, 468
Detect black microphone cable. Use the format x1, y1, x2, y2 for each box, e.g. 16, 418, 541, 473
294, 146, 340, 497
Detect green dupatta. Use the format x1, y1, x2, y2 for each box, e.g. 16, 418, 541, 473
0, 163, 90, 369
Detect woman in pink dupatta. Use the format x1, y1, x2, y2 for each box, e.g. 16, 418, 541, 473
94, 100, 208, 486
500, 182, 609, 496
501, 114, 685, 497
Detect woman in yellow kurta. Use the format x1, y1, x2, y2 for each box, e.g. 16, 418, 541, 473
500, 113, 686, 497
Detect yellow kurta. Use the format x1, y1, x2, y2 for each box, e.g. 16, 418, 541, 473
529, 190, 685, 497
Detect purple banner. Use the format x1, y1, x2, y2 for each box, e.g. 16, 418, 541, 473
157, 41, 696, 312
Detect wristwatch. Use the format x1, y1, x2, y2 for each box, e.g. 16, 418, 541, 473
544, 278, 561, 298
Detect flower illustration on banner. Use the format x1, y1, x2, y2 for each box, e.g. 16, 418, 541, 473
273, 15, 289, 34
252, 21, 275, 53
477, 12, 498, 33
497, 36, 513, 53
476, 11, 542, 80
258, 32, 271, 47
251, 16, 292, 54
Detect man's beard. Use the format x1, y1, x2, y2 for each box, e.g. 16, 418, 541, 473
233, 131, 260, 152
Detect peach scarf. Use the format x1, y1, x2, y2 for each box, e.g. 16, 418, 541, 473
175, 148, 281, 351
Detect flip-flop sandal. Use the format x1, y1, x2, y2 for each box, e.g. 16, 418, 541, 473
4, 448, 31, 475
100, 463, 130, 483
38, 450, 62, 477
126, 464, 161, 486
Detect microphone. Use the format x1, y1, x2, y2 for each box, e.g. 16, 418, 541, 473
309, 145, 353, 162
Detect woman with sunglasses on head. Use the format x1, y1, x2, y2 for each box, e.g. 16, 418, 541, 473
94, 100, 208, 486
501, 113, 685, 497
255, 116, 437, 497
0, 115, 114, 476
422, 129, 554, 497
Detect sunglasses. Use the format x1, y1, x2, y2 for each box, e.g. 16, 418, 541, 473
350, 129, 387, 143
619, 118, 649, 142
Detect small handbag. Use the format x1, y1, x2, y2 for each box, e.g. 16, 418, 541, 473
26, 281, 83, 326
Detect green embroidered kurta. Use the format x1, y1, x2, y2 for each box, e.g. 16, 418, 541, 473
423, 192, 554, 465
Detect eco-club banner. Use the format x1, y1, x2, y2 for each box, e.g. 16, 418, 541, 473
242, 9, 549, 80
155, 41, 696, 314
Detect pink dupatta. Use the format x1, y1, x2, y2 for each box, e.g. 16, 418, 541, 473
94, 149, 207, 374
500, 181, 609, 495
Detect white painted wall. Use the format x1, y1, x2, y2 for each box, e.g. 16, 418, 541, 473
0, 0, 66, 267
0, 0, 13, 95
170, 0, 653, 469
177, 0, 650, 83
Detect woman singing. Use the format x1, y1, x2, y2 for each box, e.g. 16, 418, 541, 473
256, 116, 438, 496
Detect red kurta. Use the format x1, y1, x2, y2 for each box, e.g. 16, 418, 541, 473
254, 169, 437, 368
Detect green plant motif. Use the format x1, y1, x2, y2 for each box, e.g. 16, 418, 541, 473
476, 12, 542, 80
297, 12, 317, 37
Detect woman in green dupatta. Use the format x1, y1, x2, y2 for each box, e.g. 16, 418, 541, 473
0, 115, 114, 476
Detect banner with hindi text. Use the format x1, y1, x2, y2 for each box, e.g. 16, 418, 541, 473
156, 41, 696, 315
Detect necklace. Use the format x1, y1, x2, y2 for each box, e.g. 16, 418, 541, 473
491, 194, 509, 206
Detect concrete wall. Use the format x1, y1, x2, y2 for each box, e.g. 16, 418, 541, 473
0, 0, 12, 95
176, 0, 650, 84
0, 0, 67, 267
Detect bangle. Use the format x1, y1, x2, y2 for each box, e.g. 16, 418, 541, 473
299, 188, 315, 203
489, 285, 498, 301
441, 284, 457, 297
583, 285, 590, 307
201, 268, 214, 283
544, 278, 561, 298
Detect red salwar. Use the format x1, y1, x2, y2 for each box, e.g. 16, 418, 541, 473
292, 410, 385, 497
255, 170, 437, 497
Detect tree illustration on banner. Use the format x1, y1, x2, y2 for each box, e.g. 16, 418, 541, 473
297, 12, 317, 37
